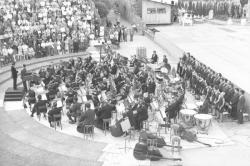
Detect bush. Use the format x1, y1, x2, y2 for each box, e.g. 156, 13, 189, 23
95, 0, 113, 10
95, 1, 109, 18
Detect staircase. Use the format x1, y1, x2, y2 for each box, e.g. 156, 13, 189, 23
4, 87, 24, 102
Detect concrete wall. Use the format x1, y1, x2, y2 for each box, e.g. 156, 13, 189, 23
248, 2, 250, 19
142, 1, 171, 24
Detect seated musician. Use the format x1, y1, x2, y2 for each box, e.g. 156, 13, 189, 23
27, 86, 36, 107
111, 63, 118, 75
162, 55, 171, 72
48, 102, 62, 127
46, 89, 57, 103
31, 95, 48, 117
95, 100, 115, 130
134, 97, 149, 130
67, 97, 82, 124
151, 50, 158, 64
147, 77, 156, 95
65, 87, 76, 108
76, 103, 95, 133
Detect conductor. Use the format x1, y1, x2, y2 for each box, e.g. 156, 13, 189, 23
11, 62, 18, 90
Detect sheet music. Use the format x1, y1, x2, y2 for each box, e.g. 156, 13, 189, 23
160, 106, 166, 118
57, 100, 63, 108
116, 103, 125, 114
90, 102, 95, 110
120, 118, 131, 132
41, 94, 47, 100
82, 96, 88, 102
97, 94, 102, 101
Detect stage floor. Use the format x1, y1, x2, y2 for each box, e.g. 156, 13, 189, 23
10, 89, 232, 166
154, 23, 250, 93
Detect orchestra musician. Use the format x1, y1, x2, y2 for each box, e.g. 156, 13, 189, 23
151, 50, 158, 64
95, 100, 115, 130
48, 102, 62, 127
77, 103, 95, 133
21, 64, 28, 92
134, 97, 149, 130
11, 62, 18, 90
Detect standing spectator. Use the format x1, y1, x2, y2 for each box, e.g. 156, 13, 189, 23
129, 27, 134, 42
69, 37, 73, 53
237, 90, 245, 124
123, 27, 128, 42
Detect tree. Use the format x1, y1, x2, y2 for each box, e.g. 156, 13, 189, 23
240, 0, 248, 7
95, 1, 109, 18
94, 0, 113, 10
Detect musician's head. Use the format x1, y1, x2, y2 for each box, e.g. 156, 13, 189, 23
85, 103, 90, 109
240, 90, 245, 95
23, 64, 26, 68
37, 94, 42, 101
12, 62, 15, 66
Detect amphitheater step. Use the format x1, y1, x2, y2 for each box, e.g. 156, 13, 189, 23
0, 108, 106, 165
0, 131, 101, 166
4, 87, 24, 102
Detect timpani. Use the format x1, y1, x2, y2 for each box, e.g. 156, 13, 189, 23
194, 114, 212, 134
180, 109, 197, 128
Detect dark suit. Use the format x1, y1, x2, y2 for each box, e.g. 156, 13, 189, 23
21, 68, 27, 91
11, 66, 18, 89
237, 95, 245, 124
96, 103, 115, 130
77, 108, 95, 133
48, 107, 61, 124
67, 102, 82, 122
231, 92, 239, 119
135, 103, 148, 130
31, 100, 48, 116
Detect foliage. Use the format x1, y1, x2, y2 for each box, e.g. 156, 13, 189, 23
240, 0, 248, 7
94, 0, 113, 10
95, 1, 109, 18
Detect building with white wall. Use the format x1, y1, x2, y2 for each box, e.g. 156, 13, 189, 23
141, 0, 172, 24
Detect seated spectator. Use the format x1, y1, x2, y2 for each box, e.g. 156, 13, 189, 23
77, 103, 95, 133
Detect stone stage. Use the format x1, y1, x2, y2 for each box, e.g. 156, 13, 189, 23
5, 88, 231, 166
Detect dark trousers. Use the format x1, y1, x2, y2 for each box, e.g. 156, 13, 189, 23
231, 104, 237, 119
13, 77, 17, 90
237, 109, 243, 124
22, 80, 27, 92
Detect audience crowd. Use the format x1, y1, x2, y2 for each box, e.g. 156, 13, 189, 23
0, 0, 97, 67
